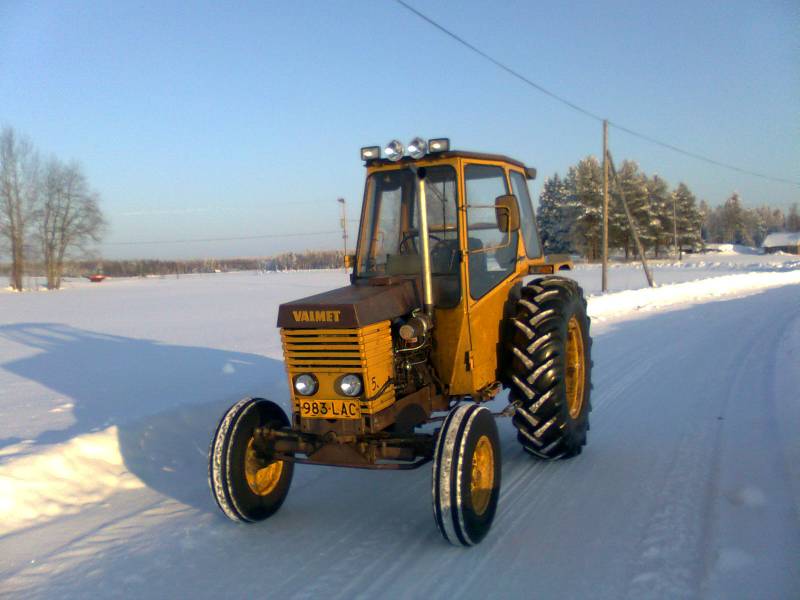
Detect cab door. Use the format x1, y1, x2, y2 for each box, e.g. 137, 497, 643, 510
462, 162, 522, 393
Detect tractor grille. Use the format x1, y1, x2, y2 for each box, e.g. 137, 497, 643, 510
281, 329, 363, 369
281, 321, 396, 413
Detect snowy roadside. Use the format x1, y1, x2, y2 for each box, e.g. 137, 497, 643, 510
0, 428, 144, 534
1, 268, 798, 538
587, 269, 800, 323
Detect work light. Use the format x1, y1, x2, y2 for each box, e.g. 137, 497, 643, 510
361, 146, 380, 161
428, 138, 450, 153
407, 137, 427, 159
384, 140, 404, 161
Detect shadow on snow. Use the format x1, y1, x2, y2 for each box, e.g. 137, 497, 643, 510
0, 322, 288, 511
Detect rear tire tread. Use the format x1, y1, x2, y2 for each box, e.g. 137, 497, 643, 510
505, 276, 592, 460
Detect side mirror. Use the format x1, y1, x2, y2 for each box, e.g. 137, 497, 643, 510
495, 194, 520, 233
344, 254, 355, 268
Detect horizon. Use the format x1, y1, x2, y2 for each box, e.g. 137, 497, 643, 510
2, 0, 798, 260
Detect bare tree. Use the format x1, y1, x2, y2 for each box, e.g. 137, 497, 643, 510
36, 159, 106, 289
0, 127, 39, 291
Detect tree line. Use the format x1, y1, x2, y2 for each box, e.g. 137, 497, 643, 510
537, 155, 798, 258
61, 250, 345, 278
0, 127, 106, 290
701, 196, 798, 246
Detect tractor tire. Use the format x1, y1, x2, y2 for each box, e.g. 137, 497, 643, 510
506, 276, 592, 459
209, 397, 294, 522
432, 403, 501, 546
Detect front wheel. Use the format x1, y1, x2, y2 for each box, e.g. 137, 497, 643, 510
209, 397, 294, 522
432, 403, 501, 546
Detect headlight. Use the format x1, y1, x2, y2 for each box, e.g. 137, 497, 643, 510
384, 140, 404, 161
337, 374, 362, 397
407, 137, 427, 159
294, 374, 318, 396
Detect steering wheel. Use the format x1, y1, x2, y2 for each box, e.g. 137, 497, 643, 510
399, 231, 443, 254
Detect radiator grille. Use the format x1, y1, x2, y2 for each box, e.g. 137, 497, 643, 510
281, 321, 395, 413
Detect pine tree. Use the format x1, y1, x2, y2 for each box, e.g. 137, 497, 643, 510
720, 193, 752, 245
646, 175, 672, 257
672, 183, 703, 253
743, 208, 767, 247
611, 160, 650, 259
537, 174, 574, 253
565, 157, 603, 261
787, 204, 800, 232
754, 205, 785, 235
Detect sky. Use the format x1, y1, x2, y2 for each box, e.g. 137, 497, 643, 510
1, 0, 798, 259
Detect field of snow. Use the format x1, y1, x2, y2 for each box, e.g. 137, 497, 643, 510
1, 251, 799, 599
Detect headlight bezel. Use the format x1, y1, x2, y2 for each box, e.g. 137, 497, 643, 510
336, 373, 363, 397
293, 373, 318, 396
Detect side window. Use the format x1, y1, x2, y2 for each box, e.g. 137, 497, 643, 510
510, 170, 542, 258
465, 164, 518, 300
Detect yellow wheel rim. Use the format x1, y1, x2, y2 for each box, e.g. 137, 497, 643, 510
471, 435, 495, 516
565, 315, 586, 419
244, 438, 283, 496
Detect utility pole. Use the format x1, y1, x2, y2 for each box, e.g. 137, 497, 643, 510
337, 197, 347, 269
602, 120, 609, 293
672, 192, 679, 261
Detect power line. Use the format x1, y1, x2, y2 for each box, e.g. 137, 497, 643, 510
607, 122, 800, 186
394, 0, 604, 123
394, 0, 800, 187
105, 230, 340, 246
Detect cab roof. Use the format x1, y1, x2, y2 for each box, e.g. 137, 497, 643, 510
366, 150, 531, 172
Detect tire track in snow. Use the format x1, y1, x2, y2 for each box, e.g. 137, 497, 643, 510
697, 288, 800, 598
622, 288, 794, 599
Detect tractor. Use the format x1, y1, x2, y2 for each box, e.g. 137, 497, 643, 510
209, 137, 592, 546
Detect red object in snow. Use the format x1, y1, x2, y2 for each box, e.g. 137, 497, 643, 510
88, 274, 107, 282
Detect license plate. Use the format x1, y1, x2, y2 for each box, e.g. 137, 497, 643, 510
299, 399, 360, 420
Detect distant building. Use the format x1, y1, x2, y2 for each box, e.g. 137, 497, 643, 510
762, 232, 800, 254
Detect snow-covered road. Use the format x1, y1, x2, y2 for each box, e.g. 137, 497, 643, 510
1, 263, 798, 599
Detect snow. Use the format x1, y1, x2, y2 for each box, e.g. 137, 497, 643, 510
1, 251, 799, 599
762, 232, 800, 248
702, 243, 763, 254
0, 427, 144, 534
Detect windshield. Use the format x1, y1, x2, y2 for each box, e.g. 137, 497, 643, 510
356, 165, 460, 307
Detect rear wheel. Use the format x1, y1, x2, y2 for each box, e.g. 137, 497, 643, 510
432, 403, 501, 546
506, 276, 592, 459
209, 397, 294, 522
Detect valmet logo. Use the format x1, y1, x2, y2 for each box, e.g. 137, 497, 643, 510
292, 310, 342, 323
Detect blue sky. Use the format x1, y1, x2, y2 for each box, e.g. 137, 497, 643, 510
2, 0, 798, 259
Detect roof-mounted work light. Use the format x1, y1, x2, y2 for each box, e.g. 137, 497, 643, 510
384, 139, 404, 162
407, 137, 427, 159
361, 146, 380, 161
428, 138, 450, 153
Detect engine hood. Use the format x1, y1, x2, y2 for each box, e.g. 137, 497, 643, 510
276, 279, 420, 329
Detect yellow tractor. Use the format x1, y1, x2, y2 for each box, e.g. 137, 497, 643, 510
209, 138, 592, 546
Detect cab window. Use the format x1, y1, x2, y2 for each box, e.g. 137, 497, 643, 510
509, 170, 542, 258
356, 166, 460, 307
465, 164, 518, 300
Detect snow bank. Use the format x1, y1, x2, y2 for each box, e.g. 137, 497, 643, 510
588, 270, 800, 322
0, 426, 144, 536
701, 243, 762, 255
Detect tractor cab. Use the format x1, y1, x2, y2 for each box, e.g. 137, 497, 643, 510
354, 138, 548, 398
